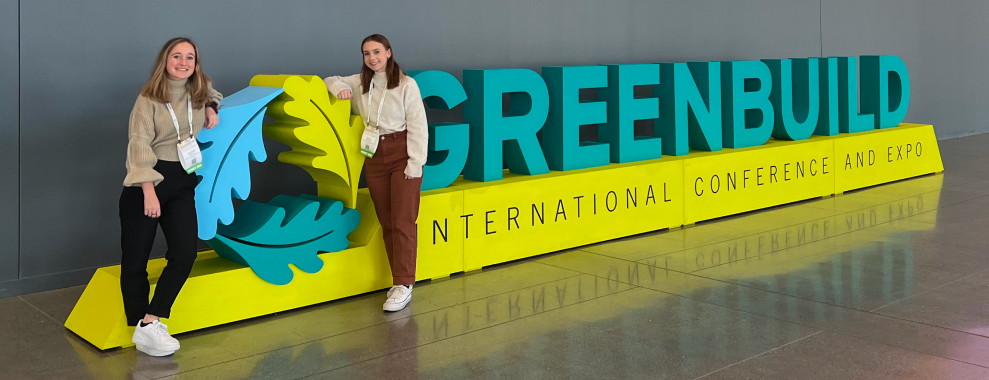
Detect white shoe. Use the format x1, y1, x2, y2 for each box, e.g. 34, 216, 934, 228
383, 285, 412, 312
132, 319, 180, 356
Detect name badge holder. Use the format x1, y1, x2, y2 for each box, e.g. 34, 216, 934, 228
167, 96, 204, 173
359, 82, 388, 158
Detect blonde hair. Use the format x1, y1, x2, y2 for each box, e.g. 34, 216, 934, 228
140, 37, 212, 107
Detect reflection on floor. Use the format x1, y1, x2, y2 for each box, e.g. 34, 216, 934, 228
7, 133, 989, 379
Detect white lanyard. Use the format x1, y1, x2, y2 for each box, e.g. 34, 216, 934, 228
165, 96, 194, 142
364, 81, 388, 128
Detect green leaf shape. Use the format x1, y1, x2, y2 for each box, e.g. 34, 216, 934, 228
207, 194, 360, 285
248, 75, 366, 209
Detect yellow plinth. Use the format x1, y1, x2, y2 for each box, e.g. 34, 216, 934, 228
66, 124, 943, 350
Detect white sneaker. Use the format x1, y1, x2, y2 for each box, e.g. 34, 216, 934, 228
383, 285, 412, 312
132, 319, 180, 356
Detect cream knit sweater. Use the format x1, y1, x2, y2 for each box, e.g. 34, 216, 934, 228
123, 78, 222, 186
324, 72, 428, 178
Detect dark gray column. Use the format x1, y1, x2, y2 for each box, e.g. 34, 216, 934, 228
0, 0, 19, 284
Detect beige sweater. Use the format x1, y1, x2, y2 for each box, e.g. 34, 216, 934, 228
324, 71, 428, 178
123, 78, 223, 186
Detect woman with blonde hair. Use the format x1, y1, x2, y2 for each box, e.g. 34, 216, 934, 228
119, 37, 222, 356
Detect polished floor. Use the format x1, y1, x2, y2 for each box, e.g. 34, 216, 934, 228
7, 133, 989, 379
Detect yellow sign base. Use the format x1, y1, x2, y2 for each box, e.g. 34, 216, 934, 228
65, 123, 943, 349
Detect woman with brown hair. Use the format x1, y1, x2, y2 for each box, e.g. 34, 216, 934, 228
325, 34, 428, 312
119, 37, 222, 356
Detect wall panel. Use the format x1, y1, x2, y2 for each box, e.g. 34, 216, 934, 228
0, 0, 20, 286
6, 0, 985, 296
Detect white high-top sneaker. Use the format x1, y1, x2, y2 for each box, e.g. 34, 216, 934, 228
132, 319, 180, 356
383, 285, 412, 312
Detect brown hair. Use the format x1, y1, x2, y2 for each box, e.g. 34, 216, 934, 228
140, 37, 212, 107
359, 34, 404, 94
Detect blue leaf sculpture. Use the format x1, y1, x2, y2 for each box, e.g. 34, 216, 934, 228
207, 194, 361, 285
195, 86, 285, 240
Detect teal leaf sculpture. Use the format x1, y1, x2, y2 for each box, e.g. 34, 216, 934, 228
207, 194, 361, 285
195, 86, 285, 240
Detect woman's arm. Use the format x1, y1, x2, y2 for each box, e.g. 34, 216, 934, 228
205, 83, 224, 129
208, 85, 224, 105
324, 74, 361, 99
123, 96, 165, 187
403, 77, 429, 179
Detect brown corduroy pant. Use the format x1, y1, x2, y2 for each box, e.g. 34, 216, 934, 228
365, 130, 422, 286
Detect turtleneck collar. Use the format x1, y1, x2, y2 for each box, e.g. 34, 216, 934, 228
167, 77, 189, 102
372, 71, 387, 85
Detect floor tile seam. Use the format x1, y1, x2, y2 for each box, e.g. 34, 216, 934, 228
693, 310, 989, 376
941, 163, 989, 173
941, 158, 989, 166
536, 256, 786, 314
624, 283, 846, 330
816, 178, 944, 202
900, 211, 937, 226
938, 240, 979, 252
866, 307, 989, 342
587, 183, 943, 265
326, 287, 646, 375
941, 168, 989, 177
828, 182, 951, 203
630, 196, 944, 269
15, 295, 115, 360
533, 257, 851, 327
617, 273, 859, 332
11, 294, 38, 312
563, 249, 788, 286
674, 203, 955, 275
692, 330, 824, 379
676, 269, 989, 343
893, 200, 983, 227
124, 345, 241, 377
911, 234, 989, 256
571, 247, 647, 265
622, 227, 978, 307
933, 191, 989, 209
816, 327, 989, 370
934, 185, 986, 199
163, 272, 603, 376
669, 269, 909, 319
540, 252, 684, 282
873, 283, 986, 331
869, 268, 989, 314
652, 285, 989, 373
281, 271, 589, 342
277, 287, 645, 380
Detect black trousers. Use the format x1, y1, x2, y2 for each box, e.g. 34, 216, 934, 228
119, 161, 198, 326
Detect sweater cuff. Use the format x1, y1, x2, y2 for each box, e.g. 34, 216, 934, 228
123, 168, 164, 187
324, 77, 344, 97
404, 162, 423, 179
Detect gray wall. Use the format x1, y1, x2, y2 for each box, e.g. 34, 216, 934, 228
822, 0, 989, 136
1, 0, 984, 297
1, 0, 18, 285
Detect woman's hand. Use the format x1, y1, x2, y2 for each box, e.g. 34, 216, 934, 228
144, 195, 162, 218
141, 183, 161, 218
205, 107, 219, 129
337, 89, 353, 100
